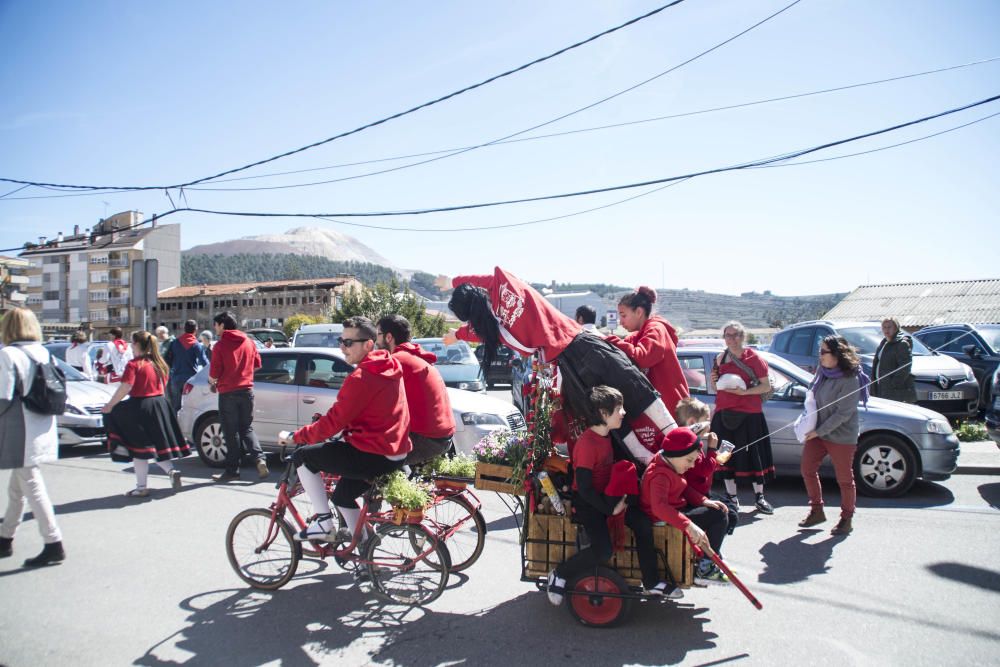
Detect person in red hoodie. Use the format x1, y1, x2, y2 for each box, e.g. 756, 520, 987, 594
166, 319, 209, 412
279, 316, 412, 543
376, 314, 455, 465
677, 398, 738, 537
605, 287, 689, 461
208, 311, 268, 482
640, 427, 731, 584
445, 267, 677, 464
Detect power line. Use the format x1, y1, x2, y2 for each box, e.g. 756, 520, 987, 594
6, 54, 998, 202
0, 0, 689, 193
130, 93, 1000, 220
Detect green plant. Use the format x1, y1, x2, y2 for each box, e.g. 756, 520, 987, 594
382, 471, 431, 510
955, 420, 989, 442
429, 454, 476, 478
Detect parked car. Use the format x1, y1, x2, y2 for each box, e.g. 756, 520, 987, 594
177, 347, 524, 467
291, 323, 343, 348
677, 347, 959, 497
985, 366, 1000, 447
48, 357, 116, 446
474, 344, 516, 387
914, 323, 1000, 411
413, 338, 486, 393
247, 328, 291, 348
44, 340, 104, 370
769, 320, 979, 420
510, 353, 534, 415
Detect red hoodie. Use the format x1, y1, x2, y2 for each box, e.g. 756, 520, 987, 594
639, 455, 706, 532
293, 349, 412, 457
209, 329, 261, 394
177, 332, 197, 349
392, 342, 455, 439
452, 267, 581, 363
606, 315, 689, 419
683, 447, 719, 497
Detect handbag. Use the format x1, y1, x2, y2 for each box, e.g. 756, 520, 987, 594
720, 350, 774, 404
793, 389, 818, 444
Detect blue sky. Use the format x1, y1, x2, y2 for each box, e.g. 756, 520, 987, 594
1, 0, 997, 295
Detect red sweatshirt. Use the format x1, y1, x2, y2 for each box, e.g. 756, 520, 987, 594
606, 315, 689, 419
209, 329, 261, 394
392, 342, 455, 439
639, 455, 706, 531
452, 267, 581, 363
683, 447, 719, 497
293, 349, 412, 457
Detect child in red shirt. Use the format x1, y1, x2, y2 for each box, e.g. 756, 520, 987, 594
640, 426, 731, 584
677, 398, 739, 536
547, 386, 678, 605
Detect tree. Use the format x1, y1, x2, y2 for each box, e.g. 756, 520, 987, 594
331, 279, 447, 338
408, 271, 442, 299
283, 313, 325, 338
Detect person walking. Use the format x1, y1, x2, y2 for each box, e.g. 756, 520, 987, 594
0, 308, 66, 567
199, 330, 214, 362
106, 327, 133, 383
709, 321, 776, 514
208, 312, 268, 482
102, 331, 189, 496
871, 317, 917, 404
155, 325, 175, 359
166, 320, 209, 412
799, 335, 869, 536
65, 330, 94, 380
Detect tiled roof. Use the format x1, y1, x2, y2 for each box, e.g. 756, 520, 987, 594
823, 279, 1000, 326
19, 226, 162, 256
158, 277, 357, 298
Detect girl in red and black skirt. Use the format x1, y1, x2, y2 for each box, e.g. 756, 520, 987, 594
708, 321, 776, 515
102, 331, 189, 497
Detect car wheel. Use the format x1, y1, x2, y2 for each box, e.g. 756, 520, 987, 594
195, 415, 228, 468
854, 434, 917, 498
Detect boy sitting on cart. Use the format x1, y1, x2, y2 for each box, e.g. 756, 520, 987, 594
640, 427, 731, 584
547, 386, 679, 605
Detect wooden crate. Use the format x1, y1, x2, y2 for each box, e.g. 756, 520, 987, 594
522, 509, 692, 587
474, 462, 523, 495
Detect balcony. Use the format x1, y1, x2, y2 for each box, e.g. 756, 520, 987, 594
109, 296, 129, 306
108, 279, 129, 288
109, 258, 130, 268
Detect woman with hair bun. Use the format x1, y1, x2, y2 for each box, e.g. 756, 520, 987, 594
606, 287, 689, 455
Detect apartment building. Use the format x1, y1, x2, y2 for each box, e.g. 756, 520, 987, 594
154, 276, 363, 332
19, 211, 180, 338
0, 255, 30, 314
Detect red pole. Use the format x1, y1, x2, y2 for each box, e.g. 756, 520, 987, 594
689, 539, 762, 610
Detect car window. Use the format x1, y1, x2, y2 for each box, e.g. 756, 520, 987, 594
678, 355, 708, 394
936, 330, 984, 355
255, 354, 297, 385
770, 332, 789, 354
767, 366, 799, 401
294, 332, 341, 348
916, 331, 946, 351
53, 357, 87, 382
787, 328, 817, 357
978, 326, 1000, 353
841, 326, 932, 356
302, 355, 352, 390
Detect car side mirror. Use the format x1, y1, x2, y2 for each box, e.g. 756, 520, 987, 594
789, 385, 808, 401
962, 344, 980, 359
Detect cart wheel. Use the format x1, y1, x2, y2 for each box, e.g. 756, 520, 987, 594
566, 567, 632, 628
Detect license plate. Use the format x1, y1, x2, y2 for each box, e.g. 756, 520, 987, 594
929, 391, 963, 400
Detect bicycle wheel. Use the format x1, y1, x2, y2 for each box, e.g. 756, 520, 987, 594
365, 523, 449, 606
426, 495, 486, 572
226, 508, 300, 590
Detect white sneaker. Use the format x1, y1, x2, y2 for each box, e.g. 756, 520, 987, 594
294, 514, 336, 542
646, 581, 683, 599
546, 569, 566, 606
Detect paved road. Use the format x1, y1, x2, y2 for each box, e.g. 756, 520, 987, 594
2, 388, 998, 666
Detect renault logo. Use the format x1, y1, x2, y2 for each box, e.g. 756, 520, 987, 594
937, 375, 950, 389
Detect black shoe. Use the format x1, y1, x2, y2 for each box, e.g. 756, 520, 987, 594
23, 541, 65, 568
212, 471, 241, 483
0, 537, 11, 558
755, 493, 774, 515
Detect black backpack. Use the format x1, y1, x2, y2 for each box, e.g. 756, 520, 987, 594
13, 346, 68, 416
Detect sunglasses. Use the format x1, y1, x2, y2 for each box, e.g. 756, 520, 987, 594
820, 349, 834, 356
339, 338, 372, 348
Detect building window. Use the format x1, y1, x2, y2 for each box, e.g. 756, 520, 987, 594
43, 290, 61, 300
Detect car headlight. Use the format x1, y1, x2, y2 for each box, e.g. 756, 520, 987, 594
961, 364, 975, 382
64, 404, 85, 415
926, 419, 953, 434
462, 412, 506, 426
458, 381, 484, 391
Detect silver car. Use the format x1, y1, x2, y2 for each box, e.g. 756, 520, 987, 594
678, 347, 960, 497
177, 347, 525, 467
52, 357, 116, 446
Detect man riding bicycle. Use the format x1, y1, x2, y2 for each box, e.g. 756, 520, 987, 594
376, 315, 456, 466
280, 316, 411, 542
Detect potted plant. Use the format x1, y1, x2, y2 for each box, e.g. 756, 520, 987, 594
382, 471, 431, 524
473, 430, 529, 494
428, 454, 477, 489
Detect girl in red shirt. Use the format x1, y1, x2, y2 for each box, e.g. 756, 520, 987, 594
102, 331, 189, 497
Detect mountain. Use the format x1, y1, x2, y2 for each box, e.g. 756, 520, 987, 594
185, 227, 399, 270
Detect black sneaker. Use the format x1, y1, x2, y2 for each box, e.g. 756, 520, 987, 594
646, 581, 684, 600
755, 493, 774, 515
724, 493, 740, 510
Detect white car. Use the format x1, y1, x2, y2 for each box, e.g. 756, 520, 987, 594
177, 347, 525, 467
52, 357, 116, 446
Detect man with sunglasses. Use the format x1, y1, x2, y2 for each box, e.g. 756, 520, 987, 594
376, 314, 456, 466
280, 316, 411, 543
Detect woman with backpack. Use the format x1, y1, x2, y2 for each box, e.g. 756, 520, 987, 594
101, 331, 189, 497
708, 320, 776, 515
0, 307, 66, 567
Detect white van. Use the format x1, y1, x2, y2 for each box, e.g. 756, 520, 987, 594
291, 323, 344, 348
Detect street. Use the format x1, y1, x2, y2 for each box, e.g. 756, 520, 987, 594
1, 387, 998, 666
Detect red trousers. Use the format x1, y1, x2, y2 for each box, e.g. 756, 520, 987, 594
801, 438, 856, 518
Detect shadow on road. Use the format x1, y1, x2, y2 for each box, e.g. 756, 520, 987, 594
927, 562, 1000, 594
134, 577, 718, 665
757, 530, 847, 585
978, 482, 1000, 510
